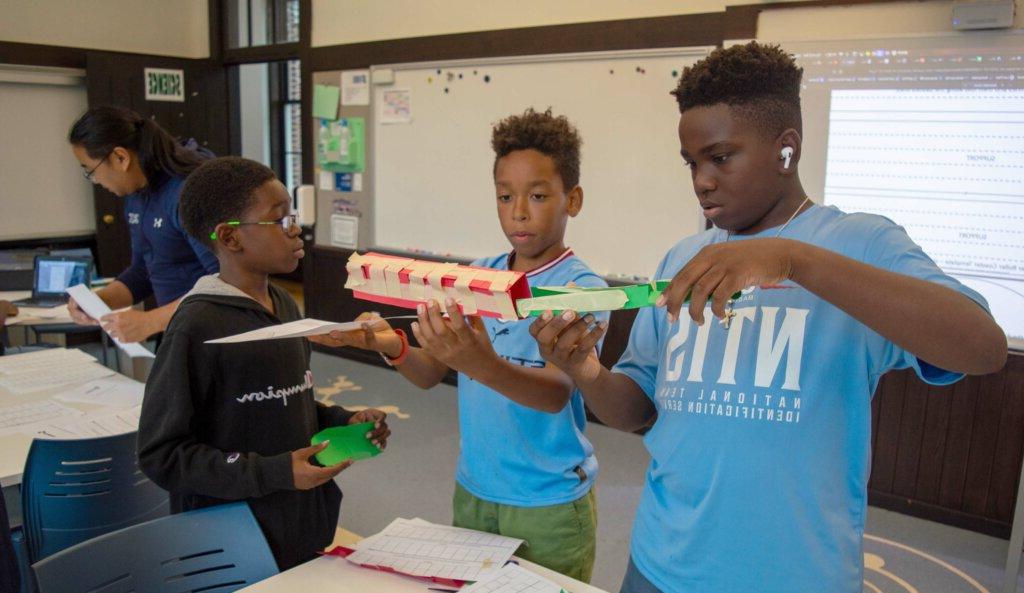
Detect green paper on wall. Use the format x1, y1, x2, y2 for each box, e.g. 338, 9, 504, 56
317, 117, 366, 173
311, 421, 381, 466
313, 84, 341, 119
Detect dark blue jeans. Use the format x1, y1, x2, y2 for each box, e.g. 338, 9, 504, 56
620, 557, 663, 593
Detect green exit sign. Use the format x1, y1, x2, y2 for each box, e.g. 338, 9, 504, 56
144, 68, 184, 102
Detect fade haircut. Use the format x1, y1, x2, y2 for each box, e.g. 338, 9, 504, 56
179, 156, 277, 247
491, 107, 582, 189
671, 41, 803, 138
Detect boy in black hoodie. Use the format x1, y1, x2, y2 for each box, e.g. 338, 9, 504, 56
138, 156, 390, 570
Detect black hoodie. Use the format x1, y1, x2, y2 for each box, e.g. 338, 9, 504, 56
138, 275, 354, 570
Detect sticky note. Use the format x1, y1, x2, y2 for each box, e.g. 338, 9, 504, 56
313, 84, 341, 120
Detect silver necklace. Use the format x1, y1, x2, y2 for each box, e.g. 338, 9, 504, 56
720, 196, 813, 328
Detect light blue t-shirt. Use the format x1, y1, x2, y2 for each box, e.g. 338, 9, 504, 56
613, 205, 989, 593
457, 249, 607, 506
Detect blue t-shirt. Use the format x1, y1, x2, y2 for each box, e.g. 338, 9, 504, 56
613, 205, 989, 593
457, 249, 608, 506
118, 173, 219, 306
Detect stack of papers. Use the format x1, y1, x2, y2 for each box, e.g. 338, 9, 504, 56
346, 518, 523, 581
0, 349, 115, 394
461, 564, 565, 593
23, 405, 142, 440
0, 400, 83, 436
53, 377, 144, 408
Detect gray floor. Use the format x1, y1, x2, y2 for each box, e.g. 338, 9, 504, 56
311, 352, 1024, 593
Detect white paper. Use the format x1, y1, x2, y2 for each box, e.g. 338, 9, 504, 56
380, 88, 412, 124
460, 564, 564, 593
25, 405, 142, 440
205, 315, 415, 344
53, 377, 144, 408
0, 362, 115, 395
0, 400, 83, 436
341, 69, 370, 106
346, 517, 523, 581
331, 213, 359, 249
0, 347, 96, 373
352, 173, 363, 192
319, 170, 335, 191
65, 285, 155, 358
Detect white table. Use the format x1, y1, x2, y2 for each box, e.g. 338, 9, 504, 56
0, 360, 143, 488
1, 291, 75, 327
239, 529, 608, 593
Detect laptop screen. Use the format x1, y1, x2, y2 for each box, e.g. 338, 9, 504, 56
34, 257, 90, 297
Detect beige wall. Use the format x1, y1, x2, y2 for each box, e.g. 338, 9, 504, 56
757, 0, 1023, 41
0, 0, 209, 58
311, 0, 800, 47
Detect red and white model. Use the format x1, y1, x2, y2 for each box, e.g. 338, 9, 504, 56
344, 252, 532, 321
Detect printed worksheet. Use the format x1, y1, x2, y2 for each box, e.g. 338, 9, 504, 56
346, 518, 523, 581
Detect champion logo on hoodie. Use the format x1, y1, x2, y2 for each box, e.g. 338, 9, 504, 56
235, 370, 315, 407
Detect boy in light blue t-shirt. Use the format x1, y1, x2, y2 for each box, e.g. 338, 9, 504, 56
530, 43, 1007, 593
320, 108, 607, 581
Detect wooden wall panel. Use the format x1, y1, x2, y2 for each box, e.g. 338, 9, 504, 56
868, 355, 1024, 538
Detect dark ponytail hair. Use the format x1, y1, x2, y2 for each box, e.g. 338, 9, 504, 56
68, 106, 205, 184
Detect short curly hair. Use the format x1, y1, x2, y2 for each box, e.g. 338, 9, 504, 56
671, 42, 803, 138
179, 156, 278, 247
491, 108, 582, 189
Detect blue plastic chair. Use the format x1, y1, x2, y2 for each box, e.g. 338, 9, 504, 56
32, 503, 278, 593
20, 431, 168, 563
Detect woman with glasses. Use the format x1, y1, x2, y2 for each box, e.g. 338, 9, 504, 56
66, 106, 218, 344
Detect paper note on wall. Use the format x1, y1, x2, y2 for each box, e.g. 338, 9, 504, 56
341, 70, 370, 106
380, 88, 412, 124
331, 214, 359, 249
313, 84, 340, 119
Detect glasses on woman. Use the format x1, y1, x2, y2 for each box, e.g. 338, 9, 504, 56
209, 214, 299, 240
83, 150, 114, 182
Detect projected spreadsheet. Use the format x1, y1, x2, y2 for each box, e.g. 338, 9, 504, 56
823, 88, 1024, 344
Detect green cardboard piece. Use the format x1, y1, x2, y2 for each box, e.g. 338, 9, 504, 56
312, 84, 340, 120
311, 421, 381, 466
517, 281, 742, 317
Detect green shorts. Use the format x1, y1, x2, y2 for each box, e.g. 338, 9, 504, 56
452, 483, 597, 582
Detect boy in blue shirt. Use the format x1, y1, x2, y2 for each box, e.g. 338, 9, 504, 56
530, 43, 1007, 593
318, 108, 606, 580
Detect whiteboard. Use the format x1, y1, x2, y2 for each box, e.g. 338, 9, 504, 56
371, 48, 711, 279
0, 66, 93, 241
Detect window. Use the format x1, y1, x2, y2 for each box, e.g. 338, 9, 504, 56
238, 59, 302, 196
225, 0, 299, 49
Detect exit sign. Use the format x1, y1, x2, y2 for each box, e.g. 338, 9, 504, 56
144, 68, 185, 102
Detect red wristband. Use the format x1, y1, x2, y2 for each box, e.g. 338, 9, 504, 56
381, 329, 409, 366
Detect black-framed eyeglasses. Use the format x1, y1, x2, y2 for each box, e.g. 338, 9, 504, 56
83, 150, 113, 182
210, 214, 298, 240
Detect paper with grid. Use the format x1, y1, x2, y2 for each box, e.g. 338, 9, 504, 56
346, 518, 523, 581
0, 400, 82, 436
23, 405, 141, 440
460, 563, 565, 593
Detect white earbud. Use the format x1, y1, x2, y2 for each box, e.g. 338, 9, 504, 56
780, 147, 794, 170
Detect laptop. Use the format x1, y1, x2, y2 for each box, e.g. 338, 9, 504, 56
11, 255, 93, 308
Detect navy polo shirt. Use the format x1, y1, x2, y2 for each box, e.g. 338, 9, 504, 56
117, 172, 218, 306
